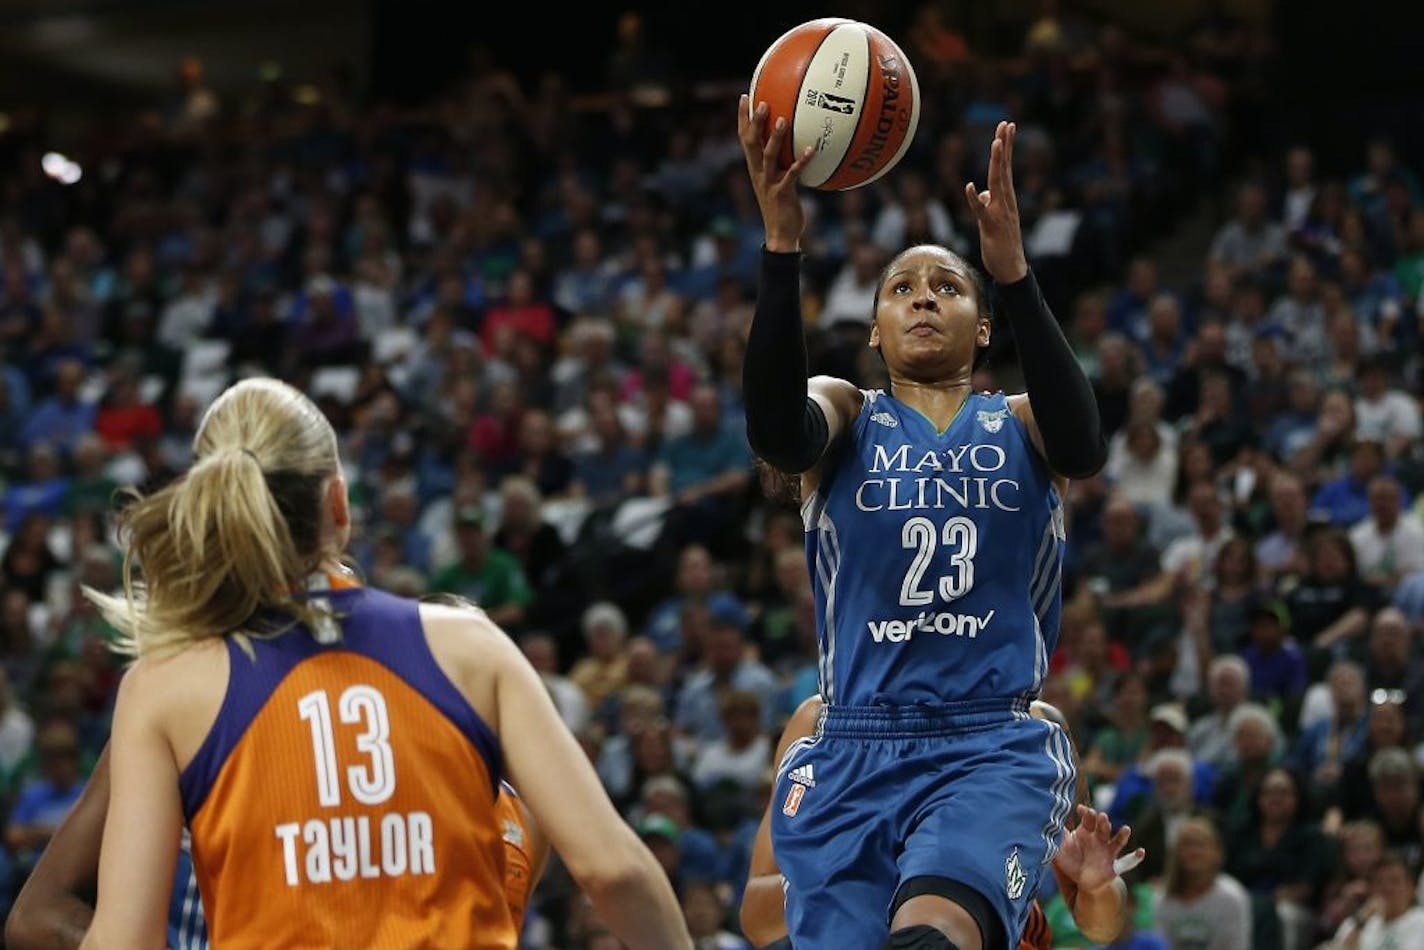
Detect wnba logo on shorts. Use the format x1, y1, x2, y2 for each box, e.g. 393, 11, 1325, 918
782, 784, 806, 817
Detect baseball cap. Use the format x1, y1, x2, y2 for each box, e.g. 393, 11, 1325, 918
1149, 703, 1188, 735
636, 813, 680, 844
1248, 597, 1291, 632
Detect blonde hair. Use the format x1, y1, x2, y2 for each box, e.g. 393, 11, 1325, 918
85, 378, 342, 658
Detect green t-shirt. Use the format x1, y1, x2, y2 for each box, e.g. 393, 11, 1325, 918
430, 549, 532, 610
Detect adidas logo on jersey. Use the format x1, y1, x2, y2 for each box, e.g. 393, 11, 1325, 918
870, 411, 898, 428
788, 763, 816, 787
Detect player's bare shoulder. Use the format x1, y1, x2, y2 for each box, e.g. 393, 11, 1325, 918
417, 600, 518, 709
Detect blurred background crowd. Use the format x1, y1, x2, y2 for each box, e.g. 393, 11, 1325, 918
1, 0, 1424, 947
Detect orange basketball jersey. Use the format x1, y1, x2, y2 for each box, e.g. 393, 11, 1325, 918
179, 586, 516, 949
1018, 899, 1053, 950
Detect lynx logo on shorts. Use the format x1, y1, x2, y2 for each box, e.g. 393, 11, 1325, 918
977, 408, 1009, 434
1005, 847, 1026, 900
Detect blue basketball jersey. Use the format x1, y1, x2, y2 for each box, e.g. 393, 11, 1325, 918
167, 831, 210, 950
804, 390, 1065, 707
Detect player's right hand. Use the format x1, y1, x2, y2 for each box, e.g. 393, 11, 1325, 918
738, 94, 814, 253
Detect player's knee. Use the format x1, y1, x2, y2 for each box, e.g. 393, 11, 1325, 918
884, 924, 961, 950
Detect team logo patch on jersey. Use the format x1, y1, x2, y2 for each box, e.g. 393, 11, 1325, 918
871, 411, 899, 428
502, 818, 525, 849
1005, 847, 1026, 900
977, 408, 1009, 433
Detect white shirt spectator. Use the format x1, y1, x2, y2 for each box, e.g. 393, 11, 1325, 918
1162, 527, 1234, 587
690, 733, 770, 793
1350, 515, 1424, 586
1356, 390, 1422, 447
1334, 905, 1424, 950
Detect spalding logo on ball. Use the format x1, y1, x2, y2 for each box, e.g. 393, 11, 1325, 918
749, 17, 921, 191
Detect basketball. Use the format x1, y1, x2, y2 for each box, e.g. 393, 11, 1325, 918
748, 18, 921, 191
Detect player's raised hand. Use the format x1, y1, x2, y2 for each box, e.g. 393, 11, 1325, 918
738, 94, 815, 253
1054, 804, 1143, 894
964, 121, 1029, 285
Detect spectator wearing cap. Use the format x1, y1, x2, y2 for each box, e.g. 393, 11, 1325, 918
674, 614, 776, 744
4, 720, 85, 871
429, 504, 531, 628
1241, 597, 1308, 714
569, 601, 631, 711
1189, 656, 1252, 770
1108, 702, 1216, 826
1350, 476, 1424, 589
644, 545, 749, 658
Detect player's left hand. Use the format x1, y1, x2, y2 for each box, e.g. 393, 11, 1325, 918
1054, 804, 1143, 894
964, 121, 1029, 285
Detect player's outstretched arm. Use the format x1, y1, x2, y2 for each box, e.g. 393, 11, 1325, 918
485, 618, 692, 950
1051, 804, 1142, 945
80, 665, 184, 950
6, 747, 109, 949
738, 94, 863, 478
966, 121, 1106, 481
740, 695, 824, 946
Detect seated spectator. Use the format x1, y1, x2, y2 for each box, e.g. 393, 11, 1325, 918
569, 601, 632, 712
1291, 660, 1369, 807
4, 720, 86, 873
1349, 476, 1424, 589
1318, 819, 1384, 938
92, 371, 162, 452
689, 690, 770, 795
1124, 748, 1216, 886
1225, 767, 1334, 950
1081, 670, 1150, 794
673, 616, 776, 743
429, 504, 532, 629
1188, 655, 1252, 769
19, 359, 95, 455
1364, 748, 1423, 867
1240, 597, 1308, 714
644, 545, 749, 658
492, 475, 566, 595
1331, 691, 1411, 824
1285, 528, 1378, 669
1209, 181, 1285, 281
1362, 609, 1424, 732
519, 632, 589, 734
4, 445, 70, 534
0, 512, 62, 602
1109, 703, 1216, 826
681, 881, 751, 950
1255, 471, 1312, 584
1152, 816, 1253, 950
1213, 703, 1285, 837
1328, 853, 1424, 950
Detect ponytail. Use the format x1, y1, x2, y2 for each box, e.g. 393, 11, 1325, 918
85, 378, 340, 658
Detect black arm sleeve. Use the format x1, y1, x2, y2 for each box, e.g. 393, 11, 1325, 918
743, 249, 830, 474
997, 269, 1107, 479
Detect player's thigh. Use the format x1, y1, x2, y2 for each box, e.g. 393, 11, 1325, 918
895, 720, 1075, 946
772, 737, 902, 948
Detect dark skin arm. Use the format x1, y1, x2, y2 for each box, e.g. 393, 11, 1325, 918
6, 748, 109, 950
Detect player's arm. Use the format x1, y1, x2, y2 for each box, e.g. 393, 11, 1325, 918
966, 121, 1105, 482
479, 615, 692, 950
740, 694, 824, 947
80, 664, 183, 950
738, 93, 864, 479
6, 747, 109, 949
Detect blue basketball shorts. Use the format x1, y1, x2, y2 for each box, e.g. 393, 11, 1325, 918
770, 701, 1076, 949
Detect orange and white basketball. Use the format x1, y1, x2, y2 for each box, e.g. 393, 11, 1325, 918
749, 18, 921, 191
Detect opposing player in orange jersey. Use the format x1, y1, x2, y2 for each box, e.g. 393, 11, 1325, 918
77, 378, 690, 950
740, 696, 1141, 949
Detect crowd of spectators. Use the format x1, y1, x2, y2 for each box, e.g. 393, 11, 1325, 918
2, 3, 1424, 948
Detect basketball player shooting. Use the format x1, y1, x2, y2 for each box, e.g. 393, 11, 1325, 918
739, 98, 1108, 950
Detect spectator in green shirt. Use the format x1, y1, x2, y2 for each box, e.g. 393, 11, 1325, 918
429, 504, 532, 629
